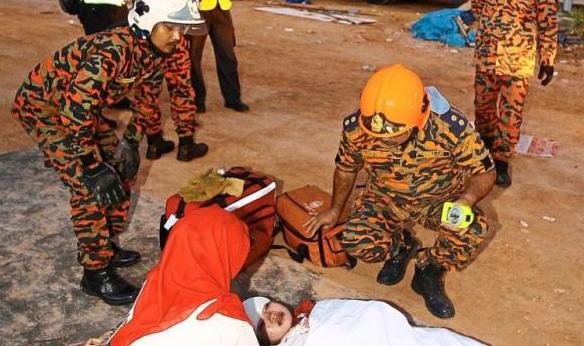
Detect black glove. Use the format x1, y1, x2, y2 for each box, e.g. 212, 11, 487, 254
81, 162, 126, 207
538, 64, 554, 86
114, 138, 140, 180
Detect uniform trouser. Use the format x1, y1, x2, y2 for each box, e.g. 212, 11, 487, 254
12, 96, 131, 270
189, 8, 242, 107
145, 40, 196, 138
341, 192, 490, 271
474, 71, 529, 162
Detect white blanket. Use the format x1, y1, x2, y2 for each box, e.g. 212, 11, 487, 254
304, 300, 484, 346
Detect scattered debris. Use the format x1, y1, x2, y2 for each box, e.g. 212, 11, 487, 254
255, 7, 376, 25
553, 288, 567, 294
284, 27, 295, 32
450, 49, 459, 53
361, 64, 376, 72
411, 9, 476, 48
520, 220, 529, 228
542, 216, 556, 222
515, 134, 559, 158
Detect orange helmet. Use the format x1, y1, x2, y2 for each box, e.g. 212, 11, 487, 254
359, 64, 430, 138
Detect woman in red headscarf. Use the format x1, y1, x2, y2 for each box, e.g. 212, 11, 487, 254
109, 206, 259, 346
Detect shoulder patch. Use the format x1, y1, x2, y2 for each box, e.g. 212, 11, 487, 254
342, 110, 360, 132
439, 107, 468, 136
426, 86, 450, 115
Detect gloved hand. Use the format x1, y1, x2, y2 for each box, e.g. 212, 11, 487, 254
538, 64, 554, 86
114, 138, 140, 180
81, 162, 126, 207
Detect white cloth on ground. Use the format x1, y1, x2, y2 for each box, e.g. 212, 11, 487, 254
297, 299, 484, 346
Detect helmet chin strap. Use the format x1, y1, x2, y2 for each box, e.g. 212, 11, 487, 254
147, 36, 174, 57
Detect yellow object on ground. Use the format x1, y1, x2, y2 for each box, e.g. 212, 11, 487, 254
179, 169, 244, 203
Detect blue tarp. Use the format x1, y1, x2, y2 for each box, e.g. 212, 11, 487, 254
411, 9, 476, 48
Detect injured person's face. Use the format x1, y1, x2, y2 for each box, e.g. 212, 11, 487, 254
257, 301, 293, 345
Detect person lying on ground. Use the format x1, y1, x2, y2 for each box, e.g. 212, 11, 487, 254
107, 206, 258, 346
243, 296, 486, 346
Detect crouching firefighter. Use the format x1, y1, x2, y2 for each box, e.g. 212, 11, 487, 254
11, 0, 207, 306
305, 64, 496, 319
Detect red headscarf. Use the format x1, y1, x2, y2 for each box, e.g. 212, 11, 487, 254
110, 206, 251, 346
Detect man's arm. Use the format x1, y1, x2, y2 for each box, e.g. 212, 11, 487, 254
470, 0, 483, 21
536, 0, 559, 68
123, 69, 164, 144
457, 170, 495, 207
304, 168, 357, 235
60, 51, 119, 159
536, 0, 558, 86
164, 38, 197, 137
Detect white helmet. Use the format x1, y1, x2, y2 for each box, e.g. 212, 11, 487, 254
128, 0, 206, 39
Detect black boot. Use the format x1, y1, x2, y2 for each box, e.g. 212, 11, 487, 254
225, 101, 250, 113
177, 136, 208, 162
494, 160, 511, 188
377, 233, 419, 286
110, 242, 141, 268
146, 132, 175, 160
80, 266, 139, 306
411, 264, 455, 319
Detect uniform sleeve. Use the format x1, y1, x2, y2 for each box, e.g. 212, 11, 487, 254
470, 0, 483, 20
452, 125, 494, 175
164, 38, 196, 138
60, 50, 119, 159
124, 69, 164, 143
335, 129, 363, 173
536, 0, 559, 66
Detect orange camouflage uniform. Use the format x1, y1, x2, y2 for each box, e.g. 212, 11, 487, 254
141, 37, 198, 138
11, 26, 193, 269
472, 0, 558, 161
336, 88, 494, 271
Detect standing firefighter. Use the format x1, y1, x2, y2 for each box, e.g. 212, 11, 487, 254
11, 0, 206, 306
139, 36, 210, 162
305, 65, 496, 319
472, 0, 558, 187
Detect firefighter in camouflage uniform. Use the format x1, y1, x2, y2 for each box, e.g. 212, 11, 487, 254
306, 65, 496, 319
140, 35, 209, 162
11, 0, 207, 306
472, 0, 558, 187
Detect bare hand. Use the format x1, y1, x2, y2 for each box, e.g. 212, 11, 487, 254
302, 209, 340, 238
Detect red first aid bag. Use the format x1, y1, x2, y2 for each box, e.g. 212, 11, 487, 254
275, 185, 356, 268
160, 167, 277, 269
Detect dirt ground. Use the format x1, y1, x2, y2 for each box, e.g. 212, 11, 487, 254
1, 0, 583, 345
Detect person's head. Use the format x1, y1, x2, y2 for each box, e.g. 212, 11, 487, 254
359, 64, 430, 144
128, 0, 207, 54
243, 297, 294, 345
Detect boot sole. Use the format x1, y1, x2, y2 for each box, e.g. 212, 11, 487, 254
80, 281, 136, 306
